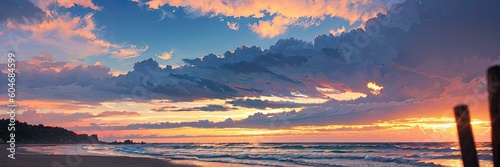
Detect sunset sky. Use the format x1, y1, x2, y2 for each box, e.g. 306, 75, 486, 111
1, 0, 500, 143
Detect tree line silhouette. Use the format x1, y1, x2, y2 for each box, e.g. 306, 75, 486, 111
0, 119, 99, 144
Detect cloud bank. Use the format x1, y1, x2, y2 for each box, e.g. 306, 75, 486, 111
5, 0, 499, 103
3, 0, 500, 130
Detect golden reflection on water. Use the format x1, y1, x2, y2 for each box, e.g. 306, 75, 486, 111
422, 159, 493, 167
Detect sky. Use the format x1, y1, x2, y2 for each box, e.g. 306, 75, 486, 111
0, 0, 500, 143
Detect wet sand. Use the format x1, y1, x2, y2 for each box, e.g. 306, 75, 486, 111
0, 144, 197, 167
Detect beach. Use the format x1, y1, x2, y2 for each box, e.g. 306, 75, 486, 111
0, 144, 197, 167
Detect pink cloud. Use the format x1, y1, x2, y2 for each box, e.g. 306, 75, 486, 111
34, 0, 101, 16
1, 13, 148, 61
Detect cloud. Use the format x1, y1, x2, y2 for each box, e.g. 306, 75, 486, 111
153, 104, 236, 112
95, 111, 141, 117
316, 87, 367, 101
228, 99, 303, 109
8, 0, 500, 103
0, 53, 119, 103
111, 44, 150, 59
157, 49, 174, 60
66, 105, 403, 130
53, 0, 101, 10
33, 0, 101, 16
145, 0, 400, 19
68, 93, 491, 131
367, 82, 383, 95
131, 0, 146, 8
150, 106, 177, 112
4, 0, 500, 130
1, 13, 109, 60
145, 0, 404, 38
0, 3, 148, 62
249, 15, 294, 38
226, 22, 239, 30
329, 26, 346, 36
0, 0, 45, 22
109, 70, 130, 77
1, 109, 140, 125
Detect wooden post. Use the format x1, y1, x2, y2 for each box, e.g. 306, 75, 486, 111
454, 105, 479, 167
488, 66, 500, 166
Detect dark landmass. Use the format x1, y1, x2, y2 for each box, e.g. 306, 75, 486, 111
109, 139, 146, 144
0, 119, 100, 144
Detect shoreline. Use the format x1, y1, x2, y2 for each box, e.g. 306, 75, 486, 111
0, 144, 198, 167
0, 144, 253, 167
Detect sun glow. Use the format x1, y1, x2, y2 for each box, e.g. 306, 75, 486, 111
367, 82, 384, 95
75, 116, 492, 143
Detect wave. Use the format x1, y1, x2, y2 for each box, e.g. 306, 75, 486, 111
196, 157, 348, 167
395, 146, 460, 152
108, 143, 474, 153
271, 143, 460, 153
161, 153, 444, 167
409, 153, 493, 161
78, 143, 493, 167
271, 143, 400, 150
363, 155, 443, 167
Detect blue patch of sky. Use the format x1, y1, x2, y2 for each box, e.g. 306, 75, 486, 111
81, 0, 354, 72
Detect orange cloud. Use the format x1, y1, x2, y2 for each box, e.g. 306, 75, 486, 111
110, 70, 130, 77
145, 0, 397, 38
156, 49, 174, 60
329, 26, 346, 36
111, 44, 150, 59
249, 15, 294, 38
316, 87, 367, 101
367, 81, 383, 95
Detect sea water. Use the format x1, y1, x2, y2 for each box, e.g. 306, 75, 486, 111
24, 142, 494, 167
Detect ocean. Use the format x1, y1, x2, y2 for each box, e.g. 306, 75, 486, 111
24, 143, 493, 167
